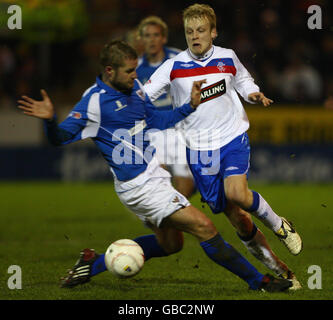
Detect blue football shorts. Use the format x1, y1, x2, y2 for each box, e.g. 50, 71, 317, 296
186, 132, 250, 214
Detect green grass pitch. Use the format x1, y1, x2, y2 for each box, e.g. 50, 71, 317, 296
0, 182, 332, 300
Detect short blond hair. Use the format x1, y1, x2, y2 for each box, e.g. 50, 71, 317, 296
183, 4, 216, 30
138, 16, 168, 39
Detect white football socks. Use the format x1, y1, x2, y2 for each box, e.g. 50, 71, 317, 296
252, 193, 282, 232
241, 229, 287, 276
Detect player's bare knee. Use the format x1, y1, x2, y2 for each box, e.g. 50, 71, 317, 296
225, 188, 249, 208
194, 216, 217, 240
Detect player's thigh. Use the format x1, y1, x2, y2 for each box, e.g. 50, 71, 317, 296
173, 175, 195, 198
162, 205, 217, 242
224, 174, 252, 206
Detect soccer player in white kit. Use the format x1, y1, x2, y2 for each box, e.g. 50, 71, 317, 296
144, 4, 302, 289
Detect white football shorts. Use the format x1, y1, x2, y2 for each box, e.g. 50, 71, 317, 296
116, 167, 190, 227
149, 128, 193, 178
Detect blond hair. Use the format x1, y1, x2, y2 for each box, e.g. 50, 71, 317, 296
138, 16, 168, 39
183, 4, 216, 30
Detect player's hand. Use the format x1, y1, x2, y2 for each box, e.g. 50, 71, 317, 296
17, 89, 55, 120
190, 79, 207, 109
248, 92, 273, 107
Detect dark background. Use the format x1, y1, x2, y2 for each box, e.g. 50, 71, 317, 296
0, 0, 332, 109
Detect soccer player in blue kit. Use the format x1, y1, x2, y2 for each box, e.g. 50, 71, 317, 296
136, 16, 196, 199
18, 40, 292, 292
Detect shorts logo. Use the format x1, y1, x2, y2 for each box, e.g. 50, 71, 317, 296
172, 196, 180, 203
200, 79, 226, 103
225, 166, 239, 171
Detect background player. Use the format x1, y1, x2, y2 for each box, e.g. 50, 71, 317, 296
136, 16, 195, 198
18, 40, 291, 292
143, 4, 302, 289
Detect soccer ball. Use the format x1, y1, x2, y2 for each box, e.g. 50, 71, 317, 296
104, 239, 144, 278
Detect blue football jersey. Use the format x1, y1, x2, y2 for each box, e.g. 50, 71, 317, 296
44, 76, 194, 181
136, 46, 180, 111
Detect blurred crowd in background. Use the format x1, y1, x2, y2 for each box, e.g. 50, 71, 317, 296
0, 0, 332, 110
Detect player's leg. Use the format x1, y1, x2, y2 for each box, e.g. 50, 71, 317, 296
186, 139, 290, 274
224, 174, 302, 255
223, 200, 302, 289
136, 224, 184, 259
224, 202, 293, 272
172, 173, 196, 198
160, 164, 196, 198
224, 174, 282, 232
185, 147, 267, 285
161, 205, 290, 291
222, 133, 302, 256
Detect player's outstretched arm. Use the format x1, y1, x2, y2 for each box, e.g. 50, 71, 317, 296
17, 89, 55, 120
190, 79, 207, 109
248, 92, 273, 107
145, 79, 207, 130
18, 89, 78, 146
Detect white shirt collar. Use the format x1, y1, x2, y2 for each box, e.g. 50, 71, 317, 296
188, 45, 214, 62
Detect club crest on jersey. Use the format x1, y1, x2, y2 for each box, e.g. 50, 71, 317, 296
200, 79, 226, 103
217, 61, 226, 72
115, 100, 128, 111
69, 111, 82, 119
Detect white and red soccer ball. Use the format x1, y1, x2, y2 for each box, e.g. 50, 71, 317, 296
104, 239, 144, 278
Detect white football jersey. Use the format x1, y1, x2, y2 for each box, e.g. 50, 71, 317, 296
144, 45, 259, 151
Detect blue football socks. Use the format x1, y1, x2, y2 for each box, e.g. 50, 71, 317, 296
133, 234, 168, 261
200, 233, 264, 289
91, 253, 107, 276
248, 190, 260, 212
